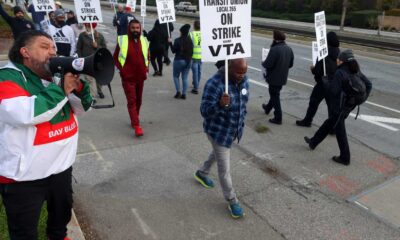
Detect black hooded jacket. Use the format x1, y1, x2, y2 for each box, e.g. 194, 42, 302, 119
0, 4, 34, 40
311, 46, 340, 83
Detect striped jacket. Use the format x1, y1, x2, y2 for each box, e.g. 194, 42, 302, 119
200, 69, 249, 148
0, 62, 92, 182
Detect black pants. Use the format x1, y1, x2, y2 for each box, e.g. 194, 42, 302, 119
264, 85, 283, 121
303, 81, 331, 123
0, 167, 73, 240
164, 43, 170, 63
310, 113, 350, 163
150, 52, 164, 73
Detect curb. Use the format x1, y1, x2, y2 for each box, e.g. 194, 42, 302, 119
68, 210, 86, 240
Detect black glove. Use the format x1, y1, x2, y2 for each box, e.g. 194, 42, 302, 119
142, 30, 148, 37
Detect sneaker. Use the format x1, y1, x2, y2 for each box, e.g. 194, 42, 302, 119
194, 171, 214, 188
180, 94, 186, 100
152, 71, 159, 77
174, 92, 181, 99
134, 126, 143, 137
98, 92, 105, 99
191, 89, 199, 94
296, 119, 311, 127
304, 136, 315, 150
269, 118, 282, 125
332, 156, 350, 166
228, 203, 244, 219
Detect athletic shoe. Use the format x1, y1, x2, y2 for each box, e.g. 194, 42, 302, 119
180, 94, 186, 100
304, 136, 315, 150
269, 118, 282, 125
191, 89, 199, 94
194, 170, 214, 188
261, 103, 271, 115
174, 92, 181, 98
98, 92, 105, 99
332, 156, 350, 166
134, 126, 143, 137
228, 203, 244, 219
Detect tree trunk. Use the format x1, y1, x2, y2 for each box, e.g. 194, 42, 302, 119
340, 0, 348, 31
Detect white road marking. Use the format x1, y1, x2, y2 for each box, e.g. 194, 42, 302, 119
301, 57, 313, 62
350, 113, 398, 131
131, 208, 158, 239
354, 201, 369, 210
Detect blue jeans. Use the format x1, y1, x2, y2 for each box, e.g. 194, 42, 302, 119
191, 60, 202, 90
173, 59, 191, 95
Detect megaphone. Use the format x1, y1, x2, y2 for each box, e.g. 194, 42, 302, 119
49, 48, 114, 86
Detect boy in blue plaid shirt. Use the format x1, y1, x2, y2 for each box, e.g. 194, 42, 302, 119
194, 58, 249, 219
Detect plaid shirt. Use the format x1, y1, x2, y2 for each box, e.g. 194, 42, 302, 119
200, 70, 249, 148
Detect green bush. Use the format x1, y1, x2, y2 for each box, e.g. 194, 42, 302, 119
351, 10, 381, 28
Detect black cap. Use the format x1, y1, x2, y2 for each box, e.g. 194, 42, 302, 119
327, 31, 340, 47
13, 6, 23, 15
338, 49, 355, 62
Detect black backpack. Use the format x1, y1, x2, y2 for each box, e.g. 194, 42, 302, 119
342, 73, 368, 119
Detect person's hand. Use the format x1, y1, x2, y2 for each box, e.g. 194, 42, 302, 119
219, 93, 230, 107
92, 41, 98, 48
63, 73, 81, 95
142, 30, 147, 36
167, 38, 172, 43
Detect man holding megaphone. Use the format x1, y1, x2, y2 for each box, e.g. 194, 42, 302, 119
0, 30, 92, 240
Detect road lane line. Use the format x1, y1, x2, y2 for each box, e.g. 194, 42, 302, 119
248, 65, 400, 114
131, 208, 158, 239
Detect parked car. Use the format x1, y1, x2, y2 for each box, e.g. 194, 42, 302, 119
175, 2, 197, 13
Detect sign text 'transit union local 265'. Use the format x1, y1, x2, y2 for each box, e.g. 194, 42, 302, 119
200, 0, 251, 62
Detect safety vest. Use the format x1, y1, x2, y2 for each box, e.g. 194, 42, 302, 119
117, 35, 149, 67
189, 31, 201, 60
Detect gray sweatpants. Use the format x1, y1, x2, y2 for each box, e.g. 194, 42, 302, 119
198, 135, 238, 204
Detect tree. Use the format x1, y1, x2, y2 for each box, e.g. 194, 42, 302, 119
340, 0, 349, 30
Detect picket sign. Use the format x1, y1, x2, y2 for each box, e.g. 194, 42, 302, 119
312, 41, 318, 66
141, 0, 146, 29
32, 0, 55, 12
126, 0, 137, 12
156, 0, 175, 37
314, 11, 328, 76
74, 0, 103, 23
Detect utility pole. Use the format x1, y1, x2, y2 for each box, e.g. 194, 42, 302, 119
340, 0, 349, 31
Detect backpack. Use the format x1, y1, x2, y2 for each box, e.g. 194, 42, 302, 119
342, 73, 368, 119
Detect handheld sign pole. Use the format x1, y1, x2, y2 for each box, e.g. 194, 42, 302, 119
90, 23, 96, 44
225, 59, 228, 94
140, 0, 146, 30
167, 23, 170, 38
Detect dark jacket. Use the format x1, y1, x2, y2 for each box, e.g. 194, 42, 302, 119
27, 4, 45, 24
327, 64, 372, 115
146, 23, 167, 55
0, 4, 34, 39
112, 11, 125, 35
76, 30, 107, 57
312, 46, 340, 83
170, 36, 193, 63
118, 13, 135, 36
262, 41, 294, 86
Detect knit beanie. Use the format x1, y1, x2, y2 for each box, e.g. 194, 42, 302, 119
180, 24, 191, 36
13, 6, 23, 15
338, 49, 355, 62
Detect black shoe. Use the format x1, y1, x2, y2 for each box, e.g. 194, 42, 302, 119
329, 130, 336, 135
158, 71, 163, 76
98, 92, 105, 99
191, 89, 198, 94
180, 94, 186, 100
296, 119, 311, 127
153, 71, 159, 76
332, 156, 350, 166
174, 92, 181, 98
304, 136, 315, 150
269, 118, 282, 125
262, 104, 271, 115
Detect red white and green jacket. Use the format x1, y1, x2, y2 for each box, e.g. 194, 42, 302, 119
0, 62, 92, 182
